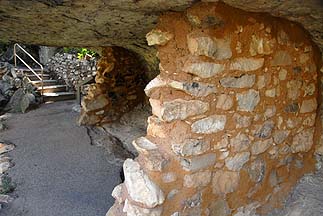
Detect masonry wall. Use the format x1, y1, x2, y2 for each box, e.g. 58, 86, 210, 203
107, 2, 322, 216
79, 47, 147, 125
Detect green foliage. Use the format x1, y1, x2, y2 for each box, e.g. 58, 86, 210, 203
62, 47, 97, 59
77, 48, 97, 60
0, 175, 16, 194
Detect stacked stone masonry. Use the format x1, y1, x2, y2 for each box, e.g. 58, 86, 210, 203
107, 2, 322, 216
46, 52, 97, 89
79, 47, 148, 125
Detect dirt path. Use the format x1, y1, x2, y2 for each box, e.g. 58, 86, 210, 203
0, 101, 121, 216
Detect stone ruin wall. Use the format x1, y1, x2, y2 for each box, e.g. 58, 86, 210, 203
46, 52, 97, 89
78, 47, 148, 125
107, 2, 322, 216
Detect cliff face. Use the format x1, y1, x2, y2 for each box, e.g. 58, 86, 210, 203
0, 0, 322, 71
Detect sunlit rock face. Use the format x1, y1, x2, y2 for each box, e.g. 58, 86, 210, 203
107, 2, 322, 216
0, 0, 322, 72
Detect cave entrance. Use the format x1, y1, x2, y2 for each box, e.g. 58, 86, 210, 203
0, 43, 152, 215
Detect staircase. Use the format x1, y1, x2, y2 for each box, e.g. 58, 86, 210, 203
18, 67, 76, 102
13, 44, 76, 102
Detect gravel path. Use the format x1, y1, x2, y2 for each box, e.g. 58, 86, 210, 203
0, 100, 121, 216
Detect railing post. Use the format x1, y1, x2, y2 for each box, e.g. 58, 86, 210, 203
14, 44, 17, 68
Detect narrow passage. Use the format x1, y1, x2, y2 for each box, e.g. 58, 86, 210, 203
0, 101, 120, 216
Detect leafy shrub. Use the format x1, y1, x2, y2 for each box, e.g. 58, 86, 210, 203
62, 47, 97, 59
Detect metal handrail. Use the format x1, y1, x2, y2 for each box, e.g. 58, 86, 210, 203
14, 43, 44, 96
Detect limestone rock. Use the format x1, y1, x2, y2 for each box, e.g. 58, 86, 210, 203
191, 115, 226, 134
233, 113, 252, 128
286, 117, 301, 129
208, 199, 231, 216
146, 29, 173, 46
264, 106, 276, 119
236, 89, 260, 112
303, 113, 316, 127
132, 137, 158, 154
0, 161, 11, 173
150, 98, 209, 122
303, 83, 316, 96
248, 159, 266, 183
144, 75, 168, 97
167, 189, 179, 200
144, 150, 169, 172
0, 194, 14, 204
184, 170, 212, 188
265, 88, 276, 97
212, 37, 233, 60
212, 170, 240, 195
230, 133, 250, 152
220, 74, 256, 88
81, 94, 109, 112
172, 138, 210, 156
123, 199, 163, 216
0, 143, 15, 154
291, 128, 314, 153
300, 98, 317, 113
249, 35, 275, 56
112, 184, 125, 204
169, 80, 217, 97
106, 203, 126, 216
216, 94, 233, 110
278, 68, 288, 80
277, 30, 289, 45
145, 76, 217, 97
183, 62, 225, 78
180, 153, 216, 172
287, 80, 302, 100
162, 172, 177, 183
271, 51, 292, 66
284, 103, 299, 113
251, 138, 273, 155
273, 130, 290, 144
254, 120, 274, 139
229, 58, 264, 71
215, 135, 230, 149
123, 159, 165, 208
225, 152, 250, 171
187, 35, 217, 58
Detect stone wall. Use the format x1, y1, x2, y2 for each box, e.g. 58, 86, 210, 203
107, 2, 322, 216
78, 47, 148, 125
46, 52, 97, 89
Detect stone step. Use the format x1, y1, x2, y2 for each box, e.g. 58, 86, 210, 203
43, 92, 76, 102
37, 85, 68, 93
16, 67, 44, 72
27, 74, 51, 81
31, 80, 58, 87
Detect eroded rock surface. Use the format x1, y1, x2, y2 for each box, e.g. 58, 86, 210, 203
0, 1, 322, 72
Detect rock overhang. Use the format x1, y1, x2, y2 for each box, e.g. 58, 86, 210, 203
0, 0, 322, 73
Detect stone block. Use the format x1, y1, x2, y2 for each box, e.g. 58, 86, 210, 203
191, 115, 226, 134
150, 98, 209, 122
123, 159, 165, 208
183, 62, 225, 78
180, 153, 216, 172
225, 152, 250, 171
236, 89, 260, 112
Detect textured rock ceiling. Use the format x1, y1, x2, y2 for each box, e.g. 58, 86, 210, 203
0, 0, 322, 70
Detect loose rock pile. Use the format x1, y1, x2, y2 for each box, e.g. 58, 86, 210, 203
46, 52, 97, 89
0, 66, 40, 113
0, 140, 15, 206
